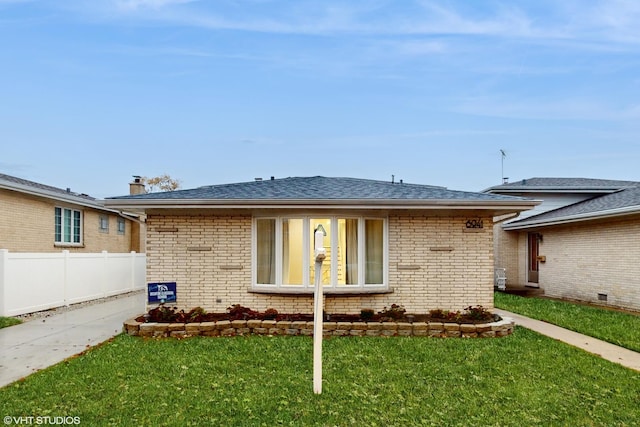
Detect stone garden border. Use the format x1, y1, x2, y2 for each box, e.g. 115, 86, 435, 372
123, 317, 515, 338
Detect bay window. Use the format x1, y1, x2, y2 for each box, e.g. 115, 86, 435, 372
254, 216, 387, 290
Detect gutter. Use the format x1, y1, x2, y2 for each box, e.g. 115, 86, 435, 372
494, 212, 521, 226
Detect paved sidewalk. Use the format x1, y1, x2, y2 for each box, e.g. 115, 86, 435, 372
495, 309, 640, 372
0, 292, 145, 388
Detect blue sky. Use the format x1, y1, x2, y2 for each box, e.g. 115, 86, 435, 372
1, 0, 639, 198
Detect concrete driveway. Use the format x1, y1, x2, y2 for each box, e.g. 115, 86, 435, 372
0, 292, 145, 388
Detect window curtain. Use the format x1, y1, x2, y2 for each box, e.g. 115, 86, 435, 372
256, 219, 276, 284
345, 219, 358, 284
365, 219, 383, 284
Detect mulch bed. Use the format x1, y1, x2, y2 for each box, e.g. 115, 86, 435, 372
136, 304, 500, 325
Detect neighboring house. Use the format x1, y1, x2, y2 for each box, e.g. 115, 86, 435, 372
486, 177, 640, 312
105, 176, 537, 314
0, 173, 143, 253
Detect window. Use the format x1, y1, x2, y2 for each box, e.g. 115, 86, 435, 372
55, 207, 82, 245
117, 218, 126, 235
99, 215, 109, 233
254, 216, 387, 290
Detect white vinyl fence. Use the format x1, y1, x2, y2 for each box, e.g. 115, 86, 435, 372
0, 250, 146, 317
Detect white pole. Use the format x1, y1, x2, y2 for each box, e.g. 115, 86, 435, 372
313, 229, 326, 394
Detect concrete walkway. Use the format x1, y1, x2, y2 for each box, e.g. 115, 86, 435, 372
495, 309, 640, 372
0, 292, 145, 388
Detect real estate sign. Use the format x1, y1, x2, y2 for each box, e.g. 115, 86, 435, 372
147, 282, 177, 304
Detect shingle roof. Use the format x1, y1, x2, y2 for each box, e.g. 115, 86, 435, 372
485, 177, 640, 193
505, 186, 640, 229
0, 172, 96, 201
108, 176, 527, 202
0, 172, 121, 214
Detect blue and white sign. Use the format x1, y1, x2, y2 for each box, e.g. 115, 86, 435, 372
147, 282, 177, 304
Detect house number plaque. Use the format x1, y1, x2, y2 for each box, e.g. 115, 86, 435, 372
465, 219, 484, 229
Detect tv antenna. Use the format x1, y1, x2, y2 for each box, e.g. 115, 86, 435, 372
500, 149, 508, 184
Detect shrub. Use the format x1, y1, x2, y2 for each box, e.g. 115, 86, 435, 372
463, 305, 494, 321
187, 307, 207, 322
428, 309, 462, 322
147, 305, 179, 322
360, 309, 375, 321
227, 304, 259, 320
262, 308, 279, 320
379, 304, 406, 320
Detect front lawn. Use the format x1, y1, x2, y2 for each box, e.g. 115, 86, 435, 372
1, 331, 639, 426
0, 317, 21, 329
495, 292, 640, 352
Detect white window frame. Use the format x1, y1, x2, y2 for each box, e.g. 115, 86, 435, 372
54, 207, 83, 246
252, 215, 388, 292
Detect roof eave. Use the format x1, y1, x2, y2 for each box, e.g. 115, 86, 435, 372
104, 198, 540, 212
503, 205, 640, 230
487, 188, 621, 194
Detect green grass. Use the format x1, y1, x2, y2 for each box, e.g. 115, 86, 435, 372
1, 332, 639, 426
495, 292, 640, 352
0, 317, 21, 329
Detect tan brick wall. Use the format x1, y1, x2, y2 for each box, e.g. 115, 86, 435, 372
0, 189, 135, 253
146, 213, 495, 314
534, 217, 640, 311
387, 214, 494, 312
493, 226, 522, 285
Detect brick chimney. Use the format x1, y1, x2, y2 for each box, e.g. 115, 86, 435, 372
129, 176, 146, 195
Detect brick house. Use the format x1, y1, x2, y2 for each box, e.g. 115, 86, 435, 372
105, 176, 537, 314
486, 178, 640, 312
0, 173, 143, 253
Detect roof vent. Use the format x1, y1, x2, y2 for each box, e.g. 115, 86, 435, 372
270, 176, 275, 180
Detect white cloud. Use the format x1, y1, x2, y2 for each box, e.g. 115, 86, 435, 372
47, 0, 640, 51
114, 0, 197, 11
454, 96, 640, 122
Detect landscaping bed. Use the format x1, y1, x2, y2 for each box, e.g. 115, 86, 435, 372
124, 304, 514, 338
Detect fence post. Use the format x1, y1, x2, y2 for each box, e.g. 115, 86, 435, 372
130, 251, 137, 291
102, 251, 109, 298
0, 249, 8, 316
62, 250, 70, 306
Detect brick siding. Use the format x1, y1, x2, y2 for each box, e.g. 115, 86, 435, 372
493, 225, 521, 284
145, 213, 495, 314
0, 189, 136, 253
535, 217, 640, 311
